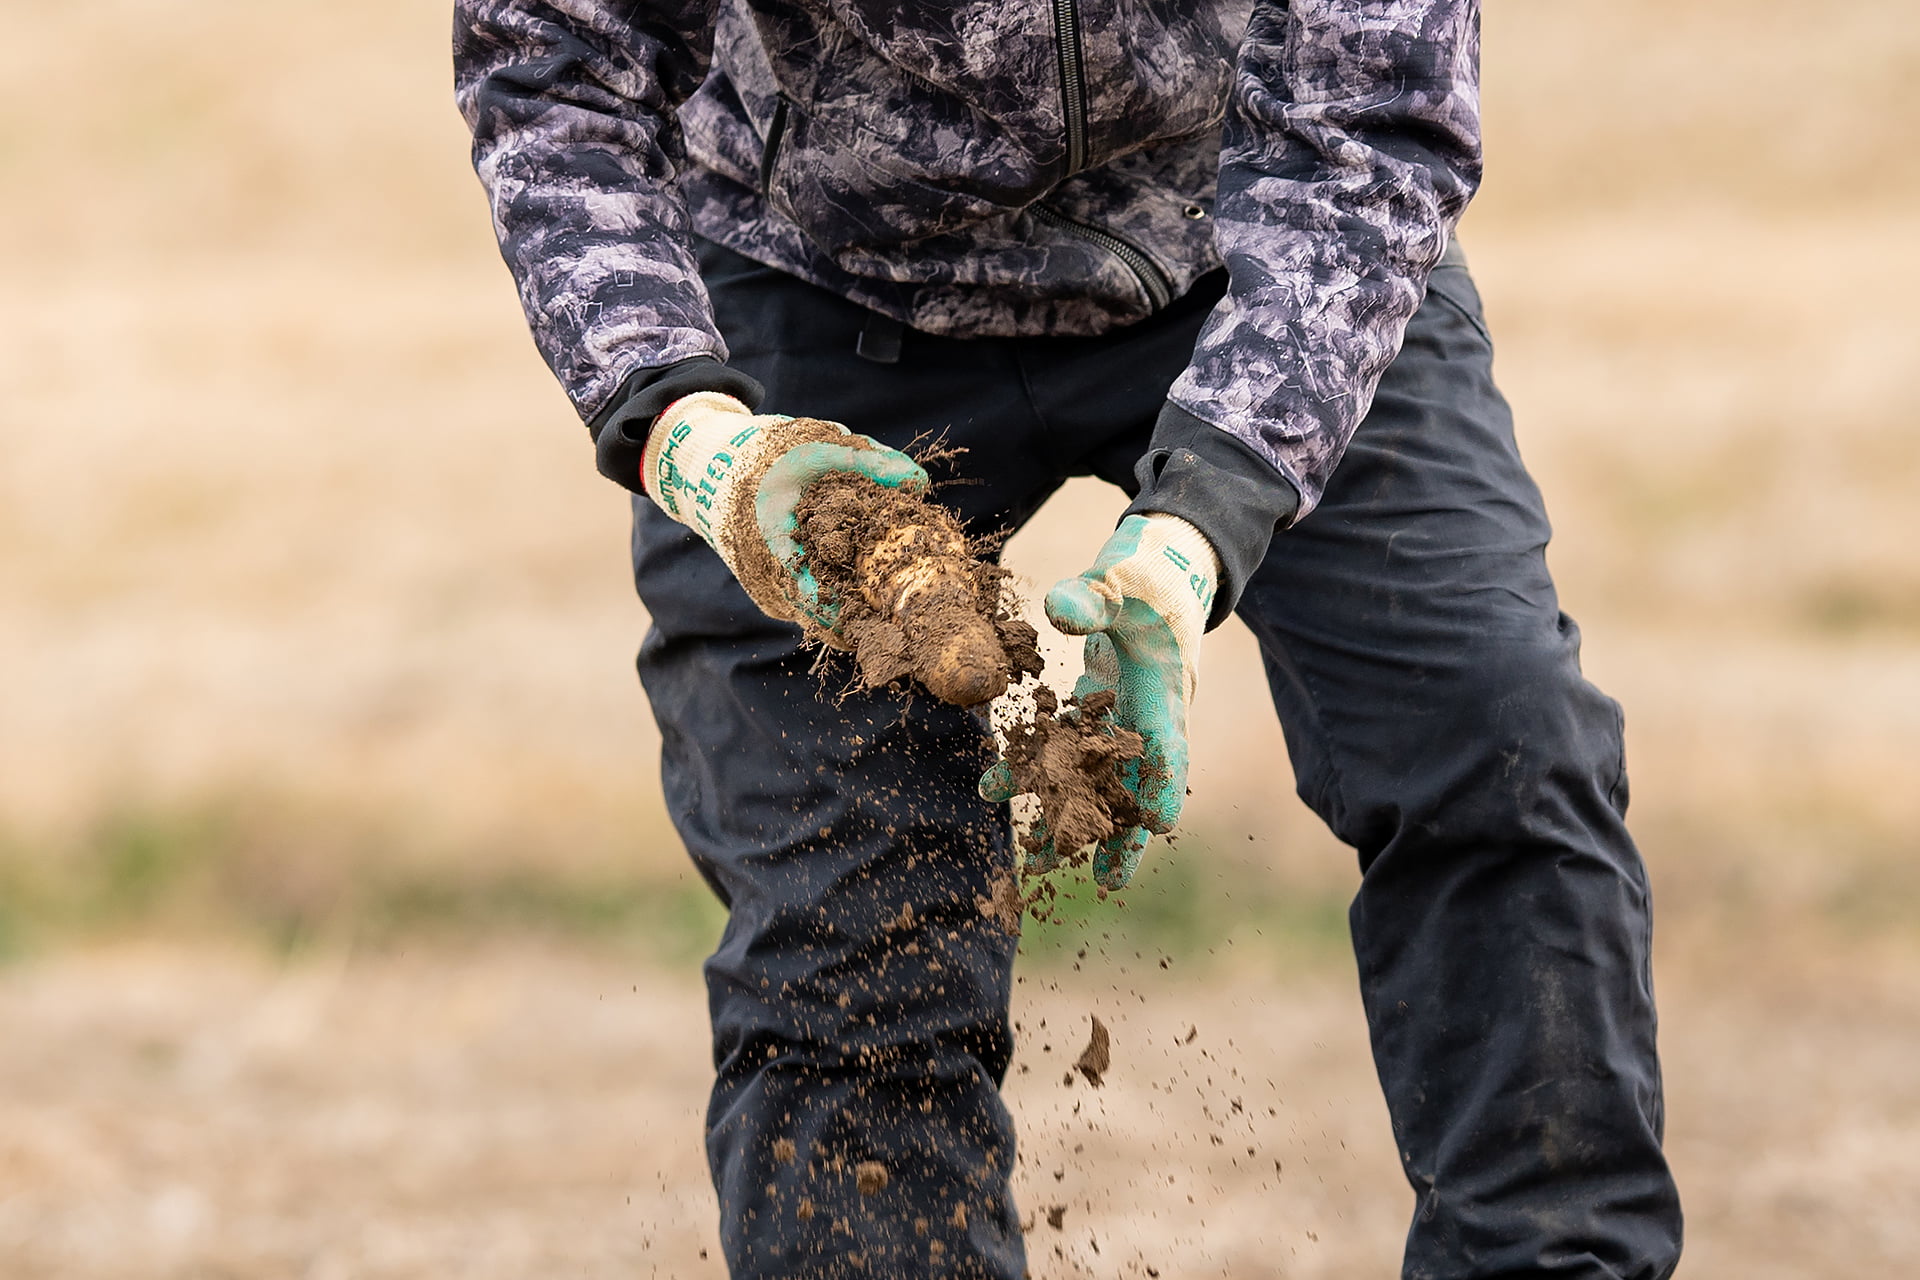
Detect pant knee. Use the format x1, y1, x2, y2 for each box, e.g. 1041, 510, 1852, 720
1337, 623, 1629, 862
706, 835, 1019, 1079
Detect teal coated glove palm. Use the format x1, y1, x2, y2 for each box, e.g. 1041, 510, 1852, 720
643, 392, 928, 632
982, 513, 1219, 889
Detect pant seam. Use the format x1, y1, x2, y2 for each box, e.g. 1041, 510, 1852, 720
1244, 611, 1363, 860
1422, 270, 1493, 346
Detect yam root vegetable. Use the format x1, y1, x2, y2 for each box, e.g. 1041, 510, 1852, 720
793, 473, 1041, 707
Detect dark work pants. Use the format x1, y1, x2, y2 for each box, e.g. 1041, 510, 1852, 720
630, 241, 1683, 1278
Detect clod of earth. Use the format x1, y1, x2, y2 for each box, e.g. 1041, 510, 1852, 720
1001, 687, 1147, 861
1045, 1204, 1068, 1230
1074, 1015, 1111, 1087
976, 869, 1024, 936
854, 1161, 890, 1195
793, 473, 1042, 707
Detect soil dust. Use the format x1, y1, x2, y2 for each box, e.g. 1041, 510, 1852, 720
853, 1161, 889, 1196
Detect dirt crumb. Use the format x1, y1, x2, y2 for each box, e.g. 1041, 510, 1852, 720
854, 1161, 889, 1195
1074, 1015, 1111, 1087
1045, 1204, 1067, 1231
772, 1137, 796, 1165
797, 1197, 816, 1221
949, 1203, 968, 1229
975, 868, 1025, 936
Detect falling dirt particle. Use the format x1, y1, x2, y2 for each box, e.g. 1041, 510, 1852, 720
796, 1198, 815, 1221
1045, 1204, 1067, 1231
1074, 1015, 1111, 1087
975, 868, 1024, 936
913, 1217, 929, 1237
1182, 1025, 1198, 1045
855, 1161, 889, 1195
950, 1203, 968, 1230
772, 1138, 796, 1165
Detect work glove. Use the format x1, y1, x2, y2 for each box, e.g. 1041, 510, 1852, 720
980, 513, 1219, 889
642, 392, 929, 633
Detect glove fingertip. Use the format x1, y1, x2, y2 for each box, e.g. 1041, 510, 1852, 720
1092, 827, 1150, 890
1044, 576, 1122, 636
853, 443, 931, 492
978, 759, 1017, 803
1020, 816, 1060, 875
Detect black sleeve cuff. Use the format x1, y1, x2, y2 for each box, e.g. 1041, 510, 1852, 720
1122, 403, 1300, 630
587, 356, 767, 494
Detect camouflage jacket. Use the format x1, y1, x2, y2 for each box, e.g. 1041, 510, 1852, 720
455, 0, 1480, 594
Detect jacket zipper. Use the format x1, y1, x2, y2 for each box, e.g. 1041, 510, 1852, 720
1031, 204, 1173, 309
759, 96, 792, 192
1051, 0, 1087, 174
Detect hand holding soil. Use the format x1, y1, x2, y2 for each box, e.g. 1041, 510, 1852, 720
788, 471, 1157, 928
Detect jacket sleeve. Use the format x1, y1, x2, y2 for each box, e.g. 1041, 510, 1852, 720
1132, 0, 1482, 619
454, 0, 760, 479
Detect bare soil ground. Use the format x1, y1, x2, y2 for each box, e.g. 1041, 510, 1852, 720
2, 941, 1916, 1279
3, 1, 1919, 1275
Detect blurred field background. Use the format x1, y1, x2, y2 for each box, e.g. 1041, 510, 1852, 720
2, 1, 1917, 1275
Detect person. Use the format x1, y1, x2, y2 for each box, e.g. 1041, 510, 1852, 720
453, 1, 1683, 1275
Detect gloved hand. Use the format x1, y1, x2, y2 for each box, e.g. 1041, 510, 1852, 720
642, 392, 929, 632
981, 513, 1218, 889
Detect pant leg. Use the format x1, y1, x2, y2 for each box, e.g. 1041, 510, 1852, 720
1232, 259, 1683, 1278
633, 245, 1052, 1279
635, 243, 1233, 1277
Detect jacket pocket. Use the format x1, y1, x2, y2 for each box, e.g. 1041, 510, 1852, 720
764, 99, 1012, 252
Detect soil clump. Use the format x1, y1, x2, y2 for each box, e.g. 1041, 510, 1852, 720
1000, 687, 1147, 860
1074, 1015, 1111, 1087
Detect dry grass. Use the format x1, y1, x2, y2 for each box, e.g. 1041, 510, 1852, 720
1, 0, 1918, 1274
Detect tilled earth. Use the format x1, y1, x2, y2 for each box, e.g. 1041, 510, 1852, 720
1, 941, 1916, 1279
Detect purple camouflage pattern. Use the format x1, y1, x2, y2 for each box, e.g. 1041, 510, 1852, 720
455, 0, 1480, 518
